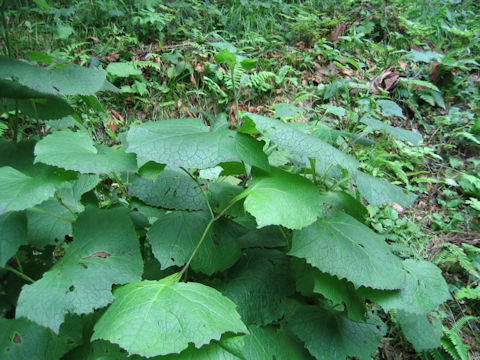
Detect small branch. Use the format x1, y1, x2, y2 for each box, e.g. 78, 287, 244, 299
180, 167, 214, 219
4, 264, 34, 283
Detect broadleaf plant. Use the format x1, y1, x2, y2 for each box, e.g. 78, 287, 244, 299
0, 53, 451, 359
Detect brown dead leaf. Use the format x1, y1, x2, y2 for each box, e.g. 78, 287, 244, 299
328, 23, 349, 42
106, 121, 120, 133
90, 36, 100, 43
104, 53, 119, 63
340, 67, 354, 77
190, 72, 196, 86
194, 62, 204, 74
110, 109, 124, 123
82, 251, 111, 260
398, 59, 407, 71
368, 68, 404, 93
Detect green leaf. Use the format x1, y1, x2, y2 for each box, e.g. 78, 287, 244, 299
92, 276, 249, 357
354, 171, 417, 207
126, 118, 269, 170
35, 130, 137, 174
0, 212, 27, 267
67, 340, 131, 360
215, 49, 237, 68
129, 168, 207, 211
157, 333, 244, 360
147, 211, 241, 275
106, 62, 142, 77
376, 99, 406, 119
405, 50, 443, 63
242, 326, 313, 360
396, 311, 442, 352
244, 113, 359, 172
320, 104, 347, 117
286, 305, 386, 360
318, 191, 368, 223
26, 198, 74, 248
292, 259, 366, 321
244, 167, 322, 229
361, 115, 422, 145
273, 103, 305, 118
0, 56, 110, 96
0, 166, 71, 214
0, 317, 82, 360
216, 249, 295, 326
289, 210, 406, 290
240, 58, 257, 70
16, 207, 143, 333
359, 259, 450, 314
56, 174, 100, 213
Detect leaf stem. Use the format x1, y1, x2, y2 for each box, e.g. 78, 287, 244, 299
309, 158, 317, 184
4, 264, 34, 283
111, 172, 129, 197
15, 254, 23, 273
55, 193, 78, 219
29, 206, 75, 223
176, 187, 251, 280
180, 167, 214, 219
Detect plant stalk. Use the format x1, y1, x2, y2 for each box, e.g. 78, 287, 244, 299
0, 0, 12, 57
4, 264, 34, 283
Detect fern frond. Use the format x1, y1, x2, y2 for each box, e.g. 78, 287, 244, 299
245, 71, 276, 92
435, 243, 480, 278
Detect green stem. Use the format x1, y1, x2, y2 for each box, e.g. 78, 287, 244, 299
55, 193, 77, 219
13, 99, 19, 142
111, 172, 129, 197
30, 206, 75, 223
309, 158, 317, 184
180, 167, 214, 219
230, 66, 240, 124
0, 0, 12, 57
176, 188, 251, 280
15, 254, 23, 273
4, 264, 34, 283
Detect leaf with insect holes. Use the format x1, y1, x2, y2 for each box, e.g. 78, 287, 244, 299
147, 210, 241, 275
395, 311, 442, 352
0, 317, 83, 360
16, 207, 143, 333
244, 167, 322, 229
244, 113, 359, 172
286, 305, 386, 360
92, 275, 248, 357
35, 130, 137, 174
289, 210, 406, 290
126, 118, 269, 171
359, 259, 450, 314
0, 212, 28, 267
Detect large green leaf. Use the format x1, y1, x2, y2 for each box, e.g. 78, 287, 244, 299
26, 198, 74, 248
244, 168, 322, 229
286, 305, 386, 360
216, 249, 295, 326
0, 81, 74, 120
16, 207, 143, 333
0, 317, 82, 360
92, 275, 249, 357
0, 212, 27, 267
0, 166, 71, 214
354, 171, 417, 207
35, 130, 137, 174
147, 211, 241, 275
361, 115, 422, 145
289, 210, 406, 290
244, 113, 359, 172
396, 311, 442, 352
242, 326, 313, 360
0, 56, 111, 96
359, 259, 450, 314
129, 168, 207, 211
126, 118, 269, 170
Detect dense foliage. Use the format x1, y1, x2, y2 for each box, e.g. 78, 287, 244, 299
1, 0, 479, 359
